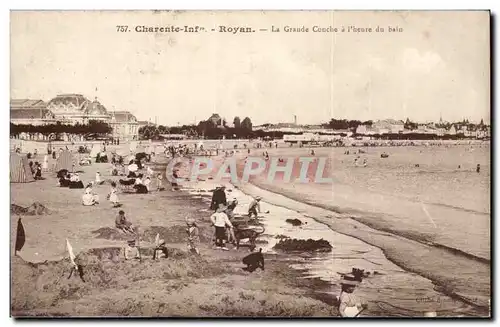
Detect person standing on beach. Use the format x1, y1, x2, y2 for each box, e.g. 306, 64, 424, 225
144, 176, 152, 192
476, 164, 481, 173
107, 182, 120, 207
186, 217, 200, 254
156, 173, 165, 191
226, 197, 238, 219
210, 185, 227, 211
42, 154, 49, 172
210, 205, 233, 250
248, 196, 262, 218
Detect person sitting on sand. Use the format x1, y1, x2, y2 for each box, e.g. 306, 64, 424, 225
338, 274, 367, 317
134, 174, 143, 186
82, 183, 99, 206
70, 173, 80, 183
124, 239, 140, 260
115, 210, 135, 234
133, 175, 148, 194
95, 172, 104, 185
58, 172, 71, 187
248, 196, 262, 218
153, 239, 169, 259
82, 191, 98, 206
186, 217, 200, 254
210, 205, 233, 251
107, 181, 120, 207
111, 164, 119, 176
34, 162, 43, 180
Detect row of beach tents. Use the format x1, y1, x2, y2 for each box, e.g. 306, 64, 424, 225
10, 150, 75, 183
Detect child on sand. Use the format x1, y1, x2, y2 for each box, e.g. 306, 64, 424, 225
124, 239, 140, 260
211, 205, 233, 250
156, 173, 165, 191
115, 210, 135, 234
107, 182, 121, 207
82, 183, 99, 206
153, 239, 169, 259
144, 176, 152, 192
248, 196, 262, 218
186, 217, 200, 254
95, 172, 104, 185
338, 275, 367, 317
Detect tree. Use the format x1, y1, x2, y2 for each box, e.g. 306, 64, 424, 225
139, 125, 155, 140
233, 116, 241, 129
241, 117, 253, 131
404, 118, 417, 130
157, 125, 168, 134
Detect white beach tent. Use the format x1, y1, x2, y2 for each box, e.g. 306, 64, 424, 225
90, 144, 101, 158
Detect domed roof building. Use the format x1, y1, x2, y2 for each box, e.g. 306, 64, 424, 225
46, 94, 110, 123
84, 99, 109, 117
11, 93, 139, 141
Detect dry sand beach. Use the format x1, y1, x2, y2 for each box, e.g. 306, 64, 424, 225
11, 154, 337, 317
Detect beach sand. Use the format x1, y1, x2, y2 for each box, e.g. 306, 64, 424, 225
10, 158, 335, 317
10, 142, 491, 317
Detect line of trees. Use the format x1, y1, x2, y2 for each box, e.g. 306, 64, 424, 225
322, 119, 373, 130
10, 120, 112, 138
139, 116, 255, 140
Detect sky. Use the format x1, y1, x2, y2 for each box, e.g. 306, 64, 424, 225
10, 11, 490, 126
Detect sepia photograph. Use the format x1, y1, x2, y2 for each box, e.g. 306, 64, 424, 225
9, 10, 491, 318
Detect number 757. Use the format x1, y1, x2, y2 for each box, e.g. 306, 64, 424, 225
116, 26, 129, 32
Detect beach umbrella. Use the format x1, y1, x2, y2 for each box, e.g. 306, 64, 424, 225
15, 218, 25, 254
66, 239, 77, 267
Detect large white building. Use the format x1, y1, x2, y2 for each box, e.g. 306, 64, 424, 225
11, 94, 139, 141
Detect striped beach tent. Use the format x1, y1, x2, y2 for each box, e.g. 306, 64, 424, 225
55, 150, 75, 172
10, 153, 35, 183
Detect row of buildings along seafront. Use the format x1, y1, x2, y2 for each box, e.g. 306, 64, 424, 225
254, 118, 490, 139
10, 94, 141, 142
355, 119, 491, 139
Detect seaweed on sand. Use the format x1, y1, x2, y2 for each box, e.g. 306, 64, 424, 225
273, 238, 332, 253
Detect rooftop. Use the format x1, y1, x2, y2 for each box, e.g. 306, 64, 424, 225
11, 99, 47, 109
